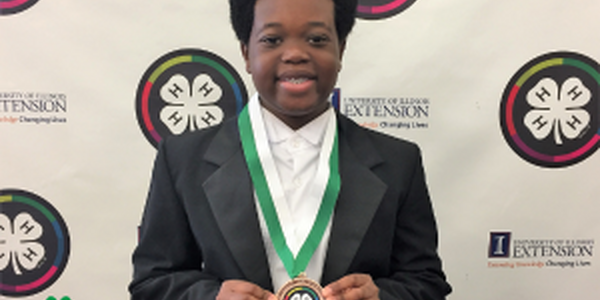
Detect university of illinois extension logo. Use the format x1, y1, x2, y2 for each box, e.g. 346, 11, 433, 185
500, 51, 600, 168
0, 189, 70, 297
356, 0, 417, 20
488, 232, 511, 258
136, 48, 248, 148
0, 0, 40, 15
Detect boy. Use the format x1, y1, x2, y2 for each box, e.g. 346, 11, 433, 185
129, 0, 451, 299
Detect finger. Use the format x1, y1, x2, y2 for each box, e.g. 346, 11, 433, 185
324, 274, 368, 294
218, 280, 274, 300
323, 274, 378, 300
339, 283, 379, 300
263, 290, 277, 300
266, 293, 278, 300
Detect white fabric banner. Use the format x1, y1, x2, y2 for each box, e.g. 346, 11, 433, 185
1, 0, 598, 299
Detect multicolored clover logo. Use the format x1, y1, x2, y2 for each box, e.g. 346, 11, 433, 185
356, 0, 417, 20
281, 286, 319, 300
0, 189, 70, 297
500, 51, 600, 168
0, 0, 40, 15
136, 48, 248, 148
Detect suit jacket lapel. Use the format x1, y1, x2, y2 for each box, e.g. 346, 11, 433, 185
198, 116, 387, 288
202, 120, 273, 290
321, 116, 387, 285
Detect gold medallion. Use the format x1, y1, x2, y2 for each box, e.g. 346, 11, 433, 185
276, 273, 323, 300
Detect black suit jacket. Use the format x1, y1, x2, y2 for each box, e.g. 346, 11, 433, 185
129, 114, 451, 300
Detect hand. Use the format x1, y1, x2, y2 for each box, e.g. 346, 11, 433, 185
216, 280, 277, 300
322, 274, 379, 300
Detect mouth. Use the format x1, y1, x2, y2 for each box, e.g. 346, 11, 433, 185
277, 71, 316, 83
277, 74, 316, 94
282, 77, 311, 84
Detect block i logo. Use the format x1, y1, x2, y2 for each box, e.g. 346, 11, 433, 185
489, 232, 511, 258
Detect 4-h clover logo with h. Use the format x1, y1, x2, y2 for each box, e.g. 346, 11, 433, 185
0, 189, 70, 297
501, 51, 600, 168
136, 49, 248, 148
525, 77, 591, 145
0, 212, 46, 276
160, 73, 224, 135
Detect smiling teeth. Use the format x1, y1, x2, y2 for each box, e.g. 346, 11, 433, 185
287, 78, 308, 84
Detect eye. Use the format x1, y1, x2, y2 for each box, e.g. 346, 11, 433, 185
259, 35, 282, 47
308, 34, 330, 46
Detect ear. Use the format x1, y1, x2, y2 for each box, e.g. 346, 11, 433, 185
337, 39, 347, 72
240, 42, 251, 74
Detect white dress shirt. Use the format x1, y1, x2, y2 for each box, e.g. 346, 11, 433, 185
254, 106, 335, 291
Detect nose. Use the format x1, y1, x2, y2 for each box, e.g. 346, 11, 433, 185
281, 41, 309, 64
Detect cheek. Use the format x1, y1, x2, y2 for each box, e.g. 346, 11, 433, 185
249, 55, 274, 82
317, 55, 341, 87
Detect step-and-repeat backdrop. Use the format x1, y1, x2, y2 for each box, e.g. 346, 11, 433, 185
1, 1, 598, 299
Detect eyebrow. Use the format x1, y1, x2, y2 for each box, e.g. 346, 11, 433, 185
257, 21, 334, 34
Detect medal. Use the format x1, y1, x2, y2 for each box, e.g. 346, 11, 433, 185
276, 273, 323, 300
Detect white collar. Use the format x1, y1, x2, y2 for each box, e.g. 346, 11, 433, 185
261, 105, 333, 147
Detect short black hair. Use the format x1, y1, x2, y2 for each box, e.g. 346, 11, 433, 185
229, 0, 358, 44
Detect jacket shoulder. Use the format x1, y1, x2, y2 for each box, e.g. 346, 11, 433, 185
157, 117, 240, 169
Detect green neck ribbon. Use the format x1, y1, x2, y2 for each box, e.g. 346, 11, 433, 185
238, 105, 341, 279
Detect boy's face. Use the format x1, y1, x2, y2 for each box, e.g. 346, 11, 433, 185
242, 0, 345, 129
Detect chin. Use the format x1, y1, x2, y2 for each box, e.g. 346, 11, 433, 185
281, 103, 325, 115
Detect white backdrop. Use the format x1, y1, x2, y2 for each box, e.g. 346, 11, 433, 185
1, 0, 599, 299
